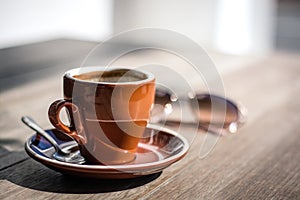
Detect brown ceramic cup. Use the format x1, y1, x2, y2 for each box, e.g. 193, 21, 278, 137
48, 67, 155, 165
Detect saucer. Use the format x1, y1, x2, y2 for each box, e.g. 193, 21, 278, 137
25, 124, 189, 179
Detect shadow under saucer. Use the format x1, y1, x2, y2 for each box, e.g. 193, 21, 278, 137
0, 156, 162, 194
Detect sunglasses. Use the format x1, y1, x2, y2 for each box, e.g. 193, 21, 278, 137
153, 87, 247, 135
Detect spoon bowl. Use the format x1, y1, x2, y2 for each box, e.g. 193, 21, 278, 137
22, 116, 85, 164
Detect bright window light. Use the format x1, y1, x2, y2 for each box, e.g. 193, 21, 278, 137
214, 0, 252, 55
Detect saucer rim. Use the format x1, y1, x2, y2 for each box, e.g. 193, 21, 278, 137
25, 124, 189, 171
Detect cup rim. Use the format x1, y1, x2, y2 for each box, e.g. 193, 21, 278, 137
65, 66, 155, 85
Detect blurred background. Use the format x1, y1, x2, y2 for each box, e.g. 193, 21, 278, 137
1, 0, 300, 52
0, 0, 299, 90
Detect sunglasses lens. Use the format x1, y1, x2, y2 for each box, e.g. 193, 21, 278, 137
155, 87, 178, 105
155, 88, 172, 106
191, 94, 239, 127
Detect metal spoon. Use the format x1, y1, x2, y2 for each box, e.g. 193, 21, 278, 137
153, 87, 247, 135
22, 116, 85, 164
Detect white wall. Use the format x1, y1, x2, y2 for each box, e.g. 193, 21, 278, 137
0, 0, 277, 55
0, 0, 113, 49
113, 0, 216, 48
113, 0, 277, 55
214, 0, 276, 55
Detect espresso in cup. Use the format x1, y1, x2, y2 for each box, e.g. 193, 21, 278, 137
48, 67, 155, 165
73, 69, 146, 83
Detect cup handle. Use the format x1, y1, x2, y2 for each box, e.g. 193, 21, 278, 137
48, 99, 86, 144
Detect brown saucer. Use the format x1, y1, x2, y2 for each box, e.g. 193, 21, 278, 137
25, 124, 189, 179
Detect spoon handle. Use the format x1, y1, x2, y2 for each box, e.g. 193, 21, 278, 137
21, 116, 60, 152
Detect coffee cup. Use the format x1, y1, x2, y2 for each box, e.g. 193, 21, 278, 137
48, 67, 155, 165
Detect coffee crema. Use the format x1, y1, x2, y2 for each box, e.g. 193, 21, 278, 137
73, 69, 147, 83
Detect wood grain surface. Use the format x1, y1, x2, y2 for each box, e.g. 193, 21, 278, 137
0, 40, 299, 199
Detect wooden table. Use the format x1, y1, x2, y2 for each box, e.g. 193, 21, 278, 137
0, 40, 299, 199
